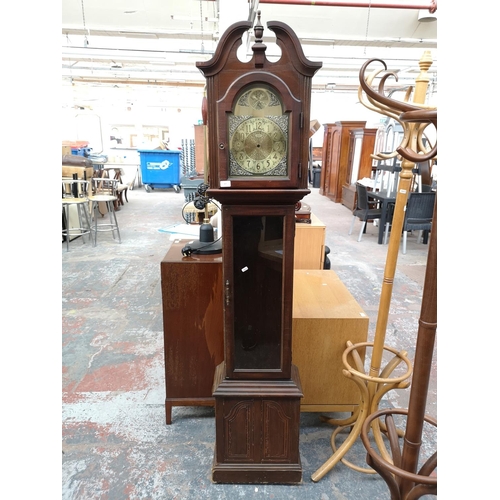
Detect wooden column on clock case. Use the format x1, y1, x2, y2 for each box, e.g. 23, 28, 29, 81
319, 121, 366, 202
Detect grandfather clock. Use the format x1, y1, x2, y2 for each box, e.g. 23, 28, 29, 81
197, 12, 321, 483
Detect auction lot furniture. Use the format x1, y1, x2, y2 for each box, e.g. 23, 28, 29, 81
292, 269, 369, 413
88, 178, 121, 246
294, 213, 326, 269
319, 121, 366, 202
161, 243, 368, 423
62, 179, 93, 251
348, 182, 384, 242
368, 189, 397, 244
161, 242, 224, 425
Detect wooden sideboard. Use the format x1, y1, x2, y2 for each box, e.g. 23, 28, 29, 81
160, 242, 224, 424
292, 269, 368, 413
161, 242, 368, 422
294, 213, 326, 270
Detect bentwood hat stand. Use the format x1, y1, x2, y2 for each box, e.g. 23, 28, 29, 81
312, 52, 436, 490
360, 108, 438, 500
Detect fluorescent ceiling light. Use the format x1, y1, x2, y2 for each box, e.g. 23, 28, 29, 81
119, 32, 159, 39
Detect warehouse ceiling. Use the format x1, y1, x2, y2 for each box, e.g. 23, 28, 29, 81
62, 0, 438, 103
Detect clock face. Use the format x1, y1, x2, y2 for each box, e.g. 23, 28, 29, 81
228, 85, 289, 178
230, 117, 287, 175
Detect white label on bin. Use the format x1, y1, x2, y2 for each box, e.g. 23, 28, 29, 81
220, 180, 231, 187
146, 160, 171, 170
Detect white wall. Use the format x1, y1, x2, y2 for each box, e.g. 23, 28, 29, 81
62, 84, 206, 153
62, 79, 436, 156
310, 91, 385, 147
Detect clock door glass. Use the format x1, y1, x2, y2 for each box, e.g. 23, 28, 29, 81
232, 215, 283, 370
228, 85, 289, 178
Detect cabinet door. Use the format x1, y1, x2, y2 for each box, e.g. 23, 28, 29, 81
346, 129, 364, 186
322, 126, 341, 199
222, 205, 295, 379
194, 124, 206, 176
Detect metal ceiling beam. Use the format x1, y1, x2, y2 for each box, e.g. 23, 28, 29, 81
258, 0, 437, 11
64, 77, 206, 88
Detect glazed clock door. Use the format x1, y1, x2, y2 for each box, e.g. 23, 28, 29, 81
223, 204, 295, 380
217, 75, 302, 189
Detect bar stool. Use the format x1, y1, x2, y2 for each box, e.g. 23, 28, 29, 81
62, 179, 93, 251
88, 178, 121, 246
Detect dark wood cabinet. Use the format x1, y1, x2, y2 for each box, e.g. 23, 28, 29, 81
160, 242, 224, 424
319, 121, 366, 202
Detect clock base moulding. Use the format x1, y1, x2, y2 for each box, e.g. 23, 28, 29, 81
211, 362, 303, 484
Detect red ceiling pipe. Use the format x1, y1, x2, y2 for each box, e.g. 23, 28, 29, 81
258, 0, 437, 14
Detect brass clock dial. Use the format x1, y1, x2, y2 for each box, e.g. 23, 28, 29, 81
229, 116, 287, 175
228, 85, 289, 178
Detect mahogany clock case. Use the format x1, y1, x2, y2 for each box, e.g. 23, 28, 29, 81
196, 14, 322, 484
197, 19, 322, 191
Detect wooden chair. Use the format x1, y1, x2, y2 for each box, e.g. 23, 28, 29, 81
113, 170, 129, 206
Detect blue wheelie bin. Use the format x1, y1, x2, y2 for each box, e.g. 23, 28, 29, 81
138, 149, 181, 193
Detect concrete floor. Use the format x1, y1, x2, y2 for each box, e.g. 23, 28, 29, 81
62, 183, 437, 499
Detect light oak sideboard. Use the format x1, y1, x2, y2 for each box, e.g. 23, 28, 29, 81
294, 213, 326, 270
292, 269, 368, 413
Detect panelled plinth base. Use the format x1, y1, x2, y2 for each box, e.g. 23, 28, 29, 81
211, 362, 303, 484
211, 459, 303, 484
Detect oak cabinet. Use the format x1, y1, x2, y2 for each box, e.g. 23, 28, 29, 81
294, 213, 326, 270
194, 124, 206, 176
292, 270, 368, 412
